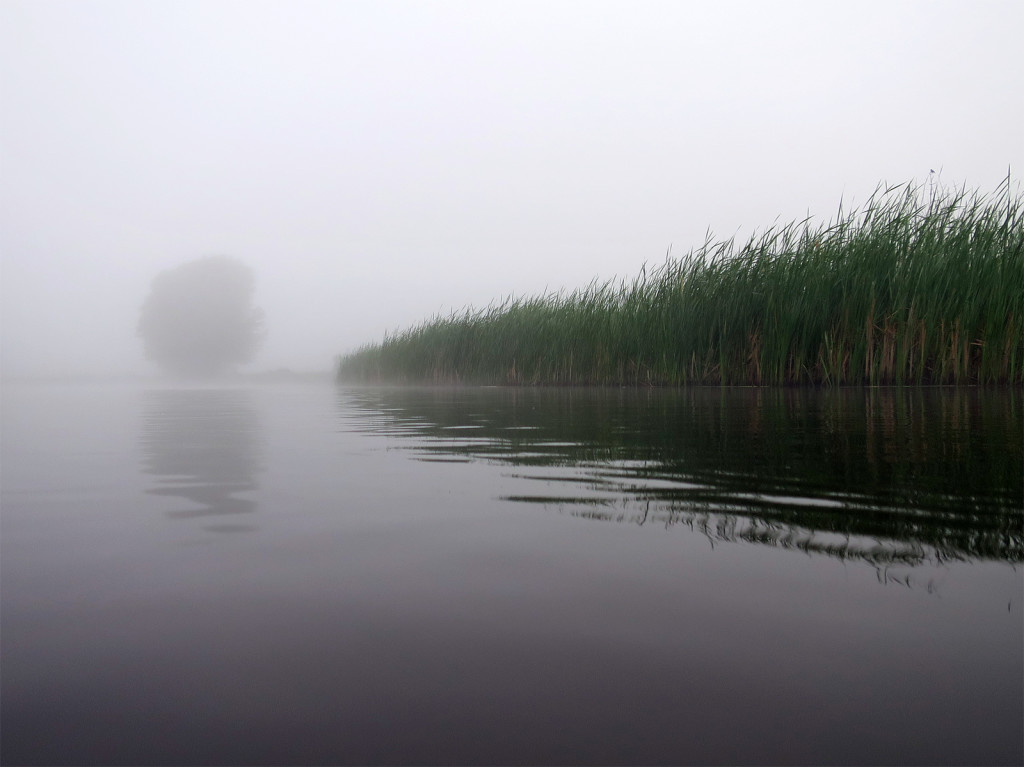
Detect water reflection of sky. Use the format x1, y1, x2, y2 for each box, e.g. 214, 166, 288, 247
141, 387, 263, 534
341, 386, 1024, 568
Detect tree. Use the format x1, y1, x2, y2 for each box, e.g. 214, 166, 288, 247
139, 256, 265, 376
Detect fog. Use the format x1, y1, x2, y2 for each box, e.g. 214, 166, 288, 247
2, 0, 1021, 378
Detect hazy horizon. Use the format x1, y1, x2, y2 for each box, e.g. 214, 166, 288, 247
3, 0, 1022, 377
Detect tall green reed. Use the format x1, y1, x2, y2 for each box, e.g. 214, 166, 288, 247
339, 178, 1023, 386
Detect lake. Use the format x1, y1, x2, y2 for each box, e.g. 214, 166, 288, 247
2, 381, 1021, 765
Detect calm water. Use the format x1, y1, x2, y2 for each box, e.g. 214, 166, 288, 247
2, 381, 1021, 765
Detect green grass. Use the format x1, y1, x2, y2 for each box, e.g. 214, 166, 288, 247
338, 178, 1024, 386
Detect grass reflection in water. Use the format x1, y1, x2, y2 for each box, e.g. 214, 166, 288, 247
341, 386, 1022, 569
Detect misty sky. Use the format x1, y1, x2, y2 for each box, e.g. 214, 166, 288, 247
2, 0, 1021, 376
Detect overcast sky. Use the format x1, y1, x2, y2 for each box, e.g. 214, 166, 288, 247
2, 0, 1021, 376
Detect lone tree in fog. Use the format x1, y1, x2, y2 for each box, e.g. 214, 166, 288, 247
138, 256, 265, 376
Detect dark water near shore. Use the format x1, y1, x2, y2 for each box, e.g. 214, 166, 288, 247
2, 382, 1021, 765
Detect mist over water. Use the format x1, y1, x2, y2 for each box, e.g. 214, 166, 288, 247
3, 2, 1023, 764
2, 2, 1023, 379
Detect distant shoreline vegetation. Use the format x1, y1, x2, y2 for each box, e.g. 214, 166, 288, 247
338, 179, 1024, 386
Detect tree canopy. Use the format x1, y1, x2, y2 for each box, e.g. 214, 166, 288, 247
138, 256, 265, 376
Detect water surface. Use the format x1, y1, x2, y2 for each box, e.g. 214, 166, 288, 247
2, 382, 1021, 765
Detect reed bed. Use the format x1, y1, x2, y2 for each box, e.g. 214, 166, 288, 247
339, 179, 1024, 386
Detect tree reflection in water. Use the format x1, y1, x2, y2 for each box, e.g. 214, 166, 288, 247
141, 387, 263, 534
